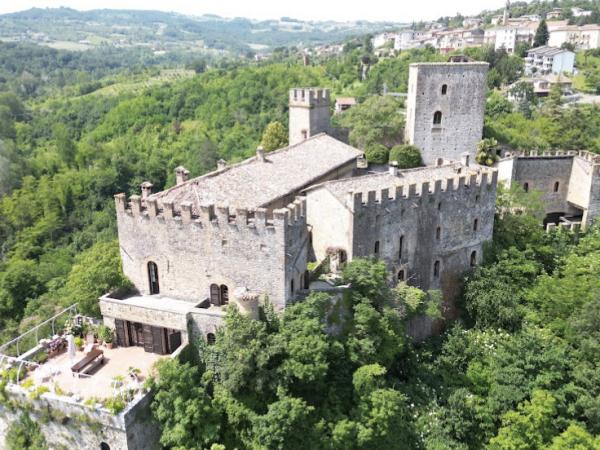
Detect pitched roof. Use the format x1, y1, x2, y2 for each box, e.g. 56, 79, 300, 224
150, 133, 363, 211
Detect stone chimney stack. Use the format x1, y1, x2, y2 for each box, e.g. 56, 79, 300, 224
175, 166, 190, 185
461, 152, 470, 167
217, 159, 227, 170
389, 161, 399, 176
256, 146, 266, 162
140, 181, 153, 198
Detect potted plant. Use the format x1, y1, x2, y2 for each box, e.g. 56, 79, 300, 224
98, 325, 114, 349
74, 336, 84, 351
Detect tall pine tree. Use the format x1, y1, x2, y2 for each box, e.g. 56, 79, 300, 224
533, 19, 549, 47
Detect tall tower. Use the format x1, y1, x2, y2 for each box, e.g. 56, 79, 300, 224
503, 0, 511, 25
288, 88, 331, 146
404, 60, 489, 166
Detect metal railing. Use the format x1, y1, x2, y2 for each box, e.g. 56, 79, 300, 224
0, 304, 78, 358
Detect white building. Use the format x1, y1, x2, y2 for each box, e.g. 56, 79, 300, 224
489, 24, 536, 53
549, 25, 600, 50
372, 32, 398, 49
572, 7, 593, 17
525, 46, 575, 75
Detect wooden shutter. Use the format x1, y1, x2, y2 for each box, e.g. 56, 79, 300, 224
167, 331, 181, 354
115, 320, 127, 347
152, 326, 165, 355
210, 284, 220, 306
142, 324, 154, 353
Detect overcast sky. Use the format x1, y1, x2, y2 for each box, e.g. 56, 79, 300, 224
0, 0, 508, 22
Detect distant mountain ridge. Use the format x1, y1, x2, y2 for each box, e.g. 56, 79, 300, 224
0, 7, 405, 55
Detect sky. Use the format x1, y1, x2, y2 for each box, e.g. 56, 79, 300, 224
0, 0, 508, 23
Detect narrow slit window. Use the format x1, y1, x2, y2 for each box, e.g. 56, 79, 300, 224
553, 181, 560, 192
434, 260, 440, 278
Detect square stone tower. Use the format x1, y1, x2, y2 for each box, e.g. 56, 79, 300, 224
404, 60, 489, 165
289, 88, 331, 145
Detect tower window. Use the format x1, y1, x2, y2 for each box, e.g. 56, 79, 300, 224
374, 241, 380, 258
290, 279, 295, 294
398, 269, 405, 281
207, 333, 216, 345
301, 129, 308, 140
436, 226, 441, 240
441, 84, 448, 95
398, 235, 404, 259
523, 182, 529, 193
438, 201, 442, 211
147, 262, 160, 295
470, 251, 477, 267
473, 218, 479, 232
220, 285, 229, 305
434, 260, 440, 278
433, 111, 442, 125
554, 181, 560, 192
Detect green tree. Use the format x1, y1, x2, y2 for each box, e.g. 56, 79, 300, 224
533, 20, 550, 47
148, 358, 222, 449
5, 413, 47, 450
488, 390, 557, 450
260, 121, 288, 151
389, 144, 422, 169
475, 138, 499, 166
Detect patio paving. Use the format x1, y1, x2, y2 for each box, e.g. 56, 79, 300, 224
29, 345, 165, 400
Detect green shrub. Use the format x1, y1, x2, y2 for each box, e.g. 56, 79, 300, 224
364, 143, 389, 165
98, 325, 113, 344
28, 385, 49, 400
389, 144, 422, 169
105, 396, 126, 415
5, 413, 47, 450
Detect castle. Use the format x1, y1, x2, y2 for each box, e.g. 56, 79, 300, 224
99, 58, 600, 355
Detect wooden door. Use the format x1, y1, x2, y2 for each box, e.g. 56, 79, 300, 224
167, 331, 182, 354
142, 324, 154, 353
151, 326, 165, 354
115, 320, 127, 347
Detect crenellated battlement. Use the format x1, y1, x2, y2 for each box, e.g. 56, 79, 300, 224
349, 169, 497, 211
289, 88, 330, 107
115, 193, 307, 236
502, 149, 600, 164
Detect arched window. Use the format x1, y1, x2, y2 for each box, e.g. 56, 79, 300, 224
340, 250, 347, 264
210, 284, 221, 306
398, 235, 404, 259
433, 111, 442, 125
206, 333, 216, 345
554, 181, 560, 192
304, 270, 310, 289
523, 182, 529, 193
441, 84, 448, 95
398, 269, 405, 281
220, 285, 229, 305
374, 241, 380, 257
100, 443, 110, 450
290, 279, 295, 294
470, 251, 477, 267
436, 226, 441, 240
473, 218, 479, 232
147, 262, 160, 295
434, 260, 440, 278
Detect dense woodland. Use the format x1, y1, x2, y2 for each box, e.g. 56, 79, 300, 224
2, 17, 600, 448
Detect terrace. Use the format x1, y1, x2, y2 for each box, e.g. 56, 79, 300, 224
0, 305, 168, 412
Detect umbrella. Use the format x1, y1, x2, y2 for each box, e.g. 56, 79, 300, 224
67, 334, 76, 363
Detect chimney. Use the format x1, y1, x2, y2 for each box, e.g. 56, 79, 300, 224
140, 181, 153, 198
217, 159, 227, 170
461, 152, 470, 167
389, 161, 398, 176
256, 146, 266, 162
175, 166, 190, 185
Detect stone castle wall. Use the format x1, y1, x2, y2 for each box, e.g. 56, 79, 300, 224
405, 62, 488, 165
497, 150, 600, 227
350, 169, 497, 317
0, 387, 159, 450
114, 195, 308, 311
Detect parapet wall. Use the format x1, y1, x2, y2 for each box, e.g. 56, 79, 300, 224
350, 169, 497, 211
115, 194, 307, 237
289, 88, 330, 107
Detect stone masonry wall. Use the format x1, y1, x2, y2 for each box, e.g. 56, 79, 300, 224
0, 387, 159, 450
405, 62, 488, 165
115, 196, 307, 311
350, 169, 497, 318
